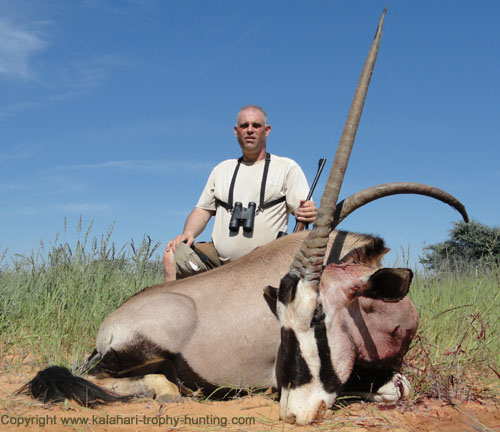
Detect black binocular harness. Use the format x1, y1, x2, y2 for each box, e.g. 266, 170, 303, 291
215, 153, 286, 214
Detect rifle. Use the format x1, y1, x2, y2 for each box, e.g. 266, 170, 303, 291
277, 158, 327, 238
293, 157, 327, 233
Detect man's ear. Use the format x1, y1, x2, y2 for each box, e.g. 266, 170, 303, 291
265, 124, 271, 136
263, 285, 279, 318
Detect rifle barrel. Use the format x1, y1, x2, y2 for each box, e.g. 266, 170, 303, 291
293, 158, 327, 233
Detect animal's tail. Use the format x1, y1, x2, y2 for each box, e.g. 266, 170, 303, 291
18, 365, 131, 407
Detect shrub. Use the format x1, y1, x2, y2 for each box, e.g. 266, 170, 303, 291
420, 220, 500, 271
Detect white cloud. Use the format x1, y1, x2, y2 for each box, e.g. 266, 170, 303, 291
55, 203, 110, 213
0, 18, 47, 79
56, 159, 214, 174
0, 150, 34, 161
83, 0, 157, 13
0, 172, 87, 195
63, 56, 120, 89
0, 181, 30, 191
0, 100, 43, 117
0, 202, 110, 217
17, 208, 40, 216
0, 54, 127, 116
46, 55, 128, 102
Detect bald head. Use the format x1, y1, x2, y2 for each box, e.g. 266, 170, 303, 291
236, 105, 268, 126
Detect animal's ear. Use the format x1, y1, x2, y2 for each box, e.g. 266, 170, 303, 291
360, 268, 413, 301
263, 286, 279, 318
277, 273, 299, 305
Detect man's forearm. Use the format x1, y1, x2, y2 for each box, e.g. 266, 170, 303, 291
183, 207, 215, 239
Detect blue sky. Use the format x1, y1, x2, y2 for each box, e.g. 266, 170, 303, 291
1, 0, 498, 269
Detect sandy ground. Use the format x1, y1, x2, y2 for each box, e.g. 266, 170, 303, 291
1, 358, 499, 432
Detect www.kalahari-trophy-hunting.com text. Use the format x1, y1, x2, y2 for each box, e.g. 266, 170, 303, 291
2, 413, 256, 428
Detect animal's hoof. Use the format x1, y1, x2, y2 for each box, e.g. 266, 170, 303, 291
373, 373, 410, 402
394, 373, 410, 399
143, 374, 181, 403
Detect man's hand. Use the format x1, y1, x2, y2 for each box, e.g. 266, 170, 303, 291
294, 200, 317, 224
166, 234, 195, 253
165, 207, 214, 254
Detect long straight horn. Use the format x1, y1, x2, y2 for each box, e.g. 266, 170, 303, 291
290, 9, 387, 281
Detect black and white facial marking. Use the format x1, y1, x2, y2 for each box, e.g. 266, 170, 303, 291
267, 275, 314, 390
274, 247, 414, 424
279, 327, 312, 389
275, 273, 340, 424
311, 304, 344, 394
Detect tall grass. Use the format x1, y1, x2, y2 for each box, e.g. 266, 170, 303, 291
1, 223, 498, 401
0, 219, 164, 367
405, 262, 500, 401
383, 245, 498, 401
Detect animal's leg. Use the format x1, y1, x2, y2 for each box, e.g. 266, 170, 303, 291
366, 372, 410, 402
95, 374, 181, 403
342, 370, 410, 402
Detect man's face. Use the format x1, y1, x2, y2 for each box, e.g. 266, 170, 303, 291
234, 108, 271, 159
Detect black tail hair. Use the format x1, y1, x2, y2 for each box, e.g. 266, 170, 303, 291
18, 366, 131, 407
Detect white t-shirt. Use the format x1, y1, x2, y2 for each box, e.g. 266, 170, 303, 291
196, 154, 309, 262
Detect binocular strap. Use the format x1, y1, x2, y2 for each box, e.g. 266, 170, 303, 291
216, 153, 286, 213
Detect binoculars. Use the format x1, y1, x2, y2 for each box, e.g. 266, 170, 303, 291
229, 202, 256, 233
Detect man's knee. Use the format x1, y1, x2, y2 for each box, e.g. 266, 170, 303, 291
164, 242, 220, 282
163, 248, 174, 266
163, 248, 177, 282
173, 242, 208, 279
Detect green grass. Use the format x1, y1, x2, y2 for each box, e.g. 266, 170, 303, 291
0, 219, 164, 367
0, 222, 498, 401
405, 263, 500, 401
